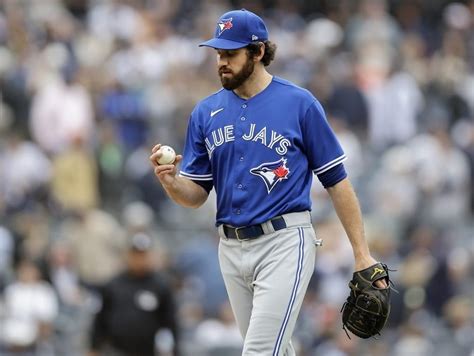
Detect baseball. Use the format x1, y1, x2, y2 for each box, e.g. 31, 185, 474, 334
157, 145, 176, 165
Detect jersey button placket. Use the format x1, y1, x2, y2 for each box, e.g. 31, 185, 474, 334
233, 101, 248, 219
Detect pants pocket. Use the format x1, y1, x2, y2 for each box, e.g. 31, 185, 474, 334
306, 226, 323, 247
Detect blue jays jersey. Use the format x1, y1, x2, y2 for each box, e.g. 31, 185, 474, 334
179, 77, 346, 227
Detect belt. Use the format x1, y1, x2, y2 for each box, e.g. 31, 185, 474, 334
223, 216, 287, 241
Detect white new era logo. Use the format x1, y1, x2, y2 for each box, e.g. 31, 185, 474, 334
210, 108, 224, 117
252, 35, 258, 41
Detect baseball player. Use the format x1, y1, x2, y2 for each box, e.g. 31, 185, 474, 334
150, 9, 387, 355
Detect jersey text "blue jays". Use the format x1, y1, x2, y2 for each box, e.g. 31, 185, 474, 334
205, 123, 291, 157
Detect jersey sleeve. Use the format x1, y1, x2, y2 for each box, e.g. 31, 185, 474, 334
179, 110, 214, 185
301, 100, 347, 176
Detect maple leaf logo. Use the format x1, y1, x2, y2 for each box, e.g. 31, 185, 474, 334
217, 18, 233, 36
273, 166, 289, 178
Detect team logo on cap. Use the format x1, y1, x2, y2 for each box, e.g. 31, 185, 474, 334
250, 158, 290, 193
217, 18, 233, 36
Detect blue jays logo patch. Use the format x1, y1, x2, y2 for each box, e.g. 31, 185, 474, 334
217, 18, 233, 36
250, 158, 290, 193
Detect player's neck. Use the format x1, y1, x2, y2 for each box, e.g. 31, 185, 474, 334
233, 66, 273, 100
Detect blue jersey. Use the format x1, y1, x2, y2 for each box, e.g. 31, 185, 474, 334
180, 77, 346, 227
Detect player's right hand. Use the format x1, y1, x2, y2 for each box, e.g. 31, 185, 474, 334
149, 143, 183, 188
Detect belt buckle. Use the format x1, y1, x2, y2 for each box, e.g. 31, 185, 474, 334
235, 227, 249, 241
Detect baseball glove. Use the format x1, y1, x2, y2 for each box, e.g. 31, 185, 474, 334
341, 262, 392, 339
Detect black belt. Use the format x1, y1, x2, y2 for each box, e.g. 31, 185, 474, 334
223, 216, 287, 241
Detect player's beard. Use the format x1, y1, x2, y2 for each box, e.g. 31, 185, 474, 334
219, 57, 255, 90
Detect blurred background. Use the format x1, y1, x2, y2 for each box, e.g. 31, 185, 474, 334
0, 0, 473, 355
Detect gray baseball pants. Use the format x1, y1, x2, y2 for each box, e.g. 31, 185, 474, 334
217, 211, 319, 356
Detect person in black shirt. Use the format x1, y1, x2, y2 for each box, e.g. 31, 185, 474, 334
89, 233, 178, 356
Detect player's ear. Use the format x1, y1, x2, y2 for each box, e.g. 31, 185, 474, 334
255, 42, 265, 62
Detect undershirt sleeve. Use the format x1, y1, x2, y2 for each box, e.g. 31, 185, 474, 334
191, 179, 213, 193
317, 162, 347, 188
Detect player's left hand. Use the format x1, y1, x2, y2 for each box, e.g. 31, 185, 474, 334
354, 256, 388, 288
341, 262, 393, 339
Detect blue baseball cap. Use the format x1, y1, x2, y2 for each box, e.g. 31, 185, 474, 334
199, 9, 268, 50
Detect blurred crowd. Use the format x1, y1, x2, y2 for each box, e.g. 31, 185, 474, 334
0, 0, 473, 355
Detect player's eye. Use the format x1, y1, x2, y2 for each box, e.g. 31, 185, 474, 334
218, 50, 237, 58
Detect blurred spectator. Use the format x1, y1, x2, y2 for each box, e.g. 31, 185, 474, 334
96, 121, 125, 209
6, 205, 53, 264
0, 225, 14, 290
63, 0, 89, 22
89, 233, 179, 356
194, 301, 242, 355
410, 128, 471, 224
59, 208, 126, 288
51, 136, 99, 213
41, 239, 91, 355
1, 259, 58, 354
345, 0, 401, 50
0, 130, 51, 214
442, 296, 474, 355
392, 321, 434, 356
368, 144, 420, 224
0, 60, 31, 136
122, 200, 155, 236
326, 53, 369, 139
43, 240, 83, 308
87, 0, 140, 43
399, 32, 430, 86
100, 78, 148, 151
451, 118, 474, 212
29, 66, 95, 155
311, 328, 360, 356
364, 67, 424, 151
174, 235, 228, 317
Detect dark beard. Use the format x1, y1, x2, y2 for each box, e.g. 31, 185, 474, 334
219, 57, 255, 90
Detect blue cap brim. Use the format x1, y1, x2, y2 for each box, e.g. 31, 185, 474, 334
199, 38, 248, 50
